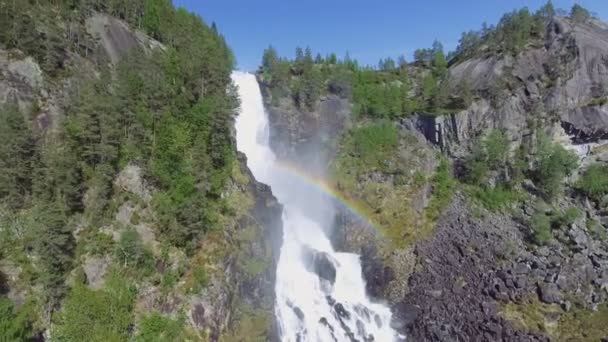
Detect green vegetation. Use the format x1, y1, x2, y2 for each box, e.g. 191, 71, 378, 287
425, 159, 457, 222
53, 273, 136, 341
502, 297, 608, 341
576, 163, 608, 201
0, 299, 33, 342
0, 0, 242, 338
351, 121, 398, 164
530, 212, 552, 245
532, 133, 578, 199
114, 229, 154, 274
136, 313, 193, 342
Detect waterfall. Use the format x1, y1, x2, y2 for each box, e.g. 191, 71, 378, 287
232, 71, 398, 342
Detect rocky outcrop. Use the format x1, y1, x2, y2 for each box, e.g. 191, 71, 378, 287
187, 154, 283, 341
85, 13, 165, 65
430, 17, 608, 154
259, 79, 352, 166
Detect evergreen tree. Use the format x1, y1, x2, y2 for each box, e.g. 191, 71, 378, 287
35, 202, 75, 304
0, 106, 35, 209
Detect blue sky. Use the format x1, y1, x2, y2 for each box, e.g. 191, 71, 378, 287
174, 0, 608, 71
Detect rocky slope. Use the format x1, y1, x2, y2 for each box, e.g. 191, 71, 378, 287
0, 7, 282, 341
260, 15, 608, 342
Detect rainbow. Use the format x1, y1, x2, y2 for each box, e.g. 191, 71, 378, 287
273, 160, 380, 230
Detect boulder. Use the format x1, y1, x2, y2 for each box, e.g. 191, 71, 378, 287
302, 246, 337, 285
537, 283, 562, 304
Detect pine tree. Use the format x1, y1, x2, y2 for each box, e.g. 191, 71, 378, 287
35, 202, 75, 304
0, 106, 35, 209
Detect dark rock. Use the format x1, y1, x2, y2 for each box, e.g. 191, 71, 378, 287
302, 247, 337, 285
292, 306, 305, 321
334, 303, 350, 320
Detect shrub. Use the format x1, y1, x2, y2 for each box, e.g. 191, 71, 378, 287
114, 229, 154, 274
426, 159, 457, 221
136, 313, 190, 342
351, 121, 398, 164
533, 134, 578, 198
472, 185, 519, 211
53, 273, 136, 341
577, 163, 608, 201
464, 129, 509, 185
552, 207, 582, 228
0, 298, 32, 341
531, 213, 552, 245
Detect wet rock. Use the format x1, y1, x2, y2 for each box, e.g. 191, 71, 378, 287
292, 306, 305, 321
302, 247, 337, 284
334, 303, 350, 320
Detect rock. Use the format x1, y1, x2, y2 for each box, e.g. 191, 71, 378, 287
82, 255, 110, 290
114, 164, 152, 201
561, 300, 572, 312
334, 303, 350, 320
568, 227, 589, 249
85, 13, 164, 65
537, 283, 562, 304
513, 263, 531, 275
302, 247, 337, 285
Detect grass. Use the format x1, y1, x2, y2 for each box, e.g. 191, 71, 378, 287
577, 163, 608, 201
502, 297, 608, 341
468, 185, 520, 212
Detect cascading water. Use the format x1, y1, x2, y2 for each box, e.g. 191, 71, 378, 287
232, 71, 398, 342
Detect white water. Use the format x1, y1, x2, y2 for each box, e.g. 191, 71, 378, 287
232, 72, 398, 342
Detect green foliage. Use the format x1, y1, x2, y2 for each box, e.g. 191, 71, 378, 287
464, 130, 510, 185
426, 159, 457, 221
53, 273, 136, 342
531, 213, 552, 245
260, 47, 419, 118
0, 298, 33, 342
532, 133, 578, 199
570, 4, 590, 23
35, 202, 75, 304
0, 106, 35, 209
470, 185, 519, 212
452, 3, 552, 61
351, 121, 398, 164
185, 265, 209, 294
552, 207, 582, 229
576, 163, 608, 201
114, 229, 154, 274
136, 313, 190, 342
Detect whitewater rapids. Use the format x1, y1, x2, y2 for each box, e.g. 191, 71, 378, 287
233, 71, 398, 342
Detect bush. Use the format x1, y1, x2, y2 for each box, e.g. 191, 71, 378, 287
136, 313, 190, 342
114, 229, 154, 274
533, 134, 578, 198
426, 159, 457, 221
464, 129, 510, 185
352, 121, 398, 164
0, 298, 32, 341
471, 185, 519, 211
552, 207, 582, 228
577, 163, 608, 201
53, 273, 136, 341
531, 213, 552, 245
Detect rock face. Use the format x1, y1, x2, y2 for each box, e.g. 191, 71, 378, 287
85, 13, 164, 64
422, 17, 608, 155
187, 154, 283, 341
259, 79, 352, 166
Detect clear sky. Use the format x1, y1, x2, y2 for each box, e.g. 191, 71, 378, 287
173, 0, 608, 71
